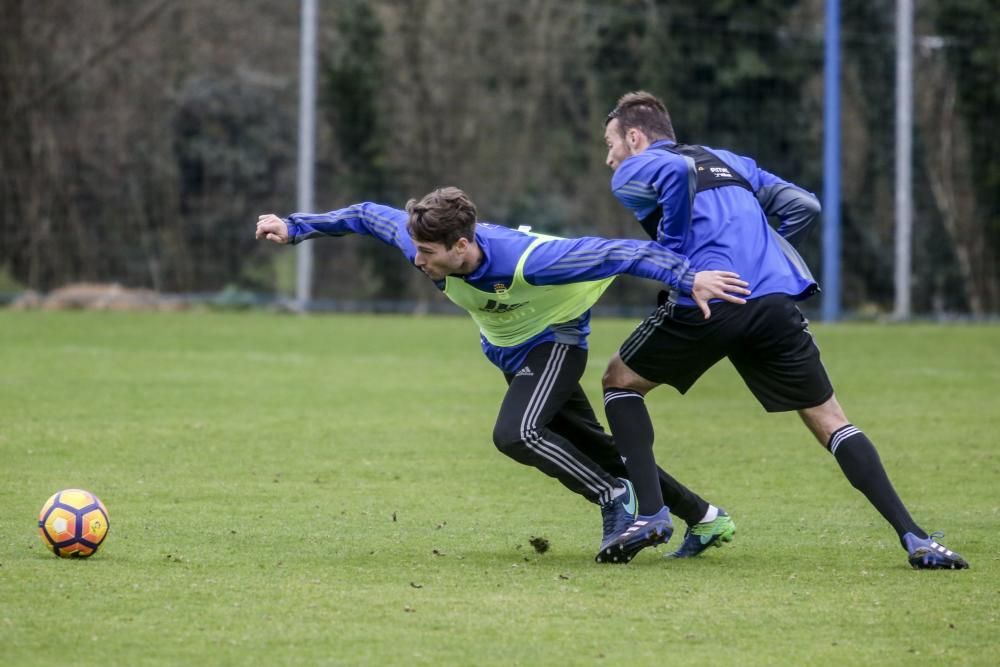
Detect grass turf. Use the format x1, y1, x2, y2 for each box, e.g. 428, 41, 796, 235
0, 311, 996, 666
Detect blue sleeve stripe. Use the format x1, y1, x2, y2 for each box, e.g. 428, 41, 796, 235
548, 247, 686, 273
362, 209, 403, 244
295, 211, 349, 224
550, 253, 681, 272
554, 245, 685, 266
549, 259, 684, 276
558, 245, 676, 260
552, 248, 684, 268
616, 181, 657, 198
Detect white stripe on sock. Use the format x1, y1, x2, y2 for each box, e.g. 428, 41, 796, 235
603, 390, 642, 405
829, 425, 862, 456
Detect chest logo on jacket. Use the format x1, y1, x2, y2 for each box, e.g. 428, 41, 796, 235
481, 299, 526, 314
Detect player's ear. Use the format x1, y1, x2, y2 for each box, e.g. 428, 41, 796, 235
626, 128, 641, 149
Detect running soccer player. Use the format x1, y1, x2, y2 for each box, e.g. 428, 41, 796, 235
594, 91, 969, 569
256, 187, 748, 559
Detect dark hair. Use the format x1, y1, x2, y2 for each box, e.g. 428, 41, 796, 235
405, 187, 478, 248
605, 90, 676, 142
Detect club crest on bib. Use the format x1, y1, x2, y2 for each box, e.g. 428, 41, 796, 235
493, 282, 510, 300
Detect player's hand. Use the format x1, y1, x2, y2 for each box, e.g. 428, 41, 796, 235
691, 271, 751, 320
256, 214, 290, 244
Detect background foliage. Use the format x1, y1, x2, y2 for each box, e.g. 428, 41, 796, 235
1, 0, 997, 315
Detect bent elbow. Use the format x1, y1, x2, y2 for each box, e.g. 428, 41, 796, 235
807, 195, 822, 219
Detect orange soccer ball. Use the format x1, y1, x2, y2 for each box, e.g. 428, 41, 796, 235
37, 489, 110, 558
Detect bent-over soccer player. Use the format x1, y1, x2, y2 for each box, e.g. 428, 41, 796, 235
256, 187, 750, 561
593, 91, 968, 569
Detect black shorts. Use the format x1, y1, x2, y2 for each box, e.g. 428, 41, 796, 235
619, 293, 833, 412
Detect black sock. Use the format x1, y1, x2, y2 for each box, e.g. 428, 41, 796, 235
604, 388, 664, 515
656, 468, 709, 527
829, 425, 926, 541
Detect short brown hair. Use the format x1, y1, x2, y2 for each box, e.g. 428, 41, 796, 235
605, 90, 676, 142
405, 187, 478, 248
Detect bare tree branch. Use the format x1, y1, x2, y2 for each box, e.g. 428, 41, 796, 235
11, 0, 175, 114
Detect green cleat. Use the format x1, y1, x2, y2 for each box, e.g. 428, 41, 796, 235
666, 510, 736, 558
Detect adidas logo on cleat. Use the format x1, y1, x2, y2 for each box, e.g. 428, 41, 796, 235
623, 520, 648, 535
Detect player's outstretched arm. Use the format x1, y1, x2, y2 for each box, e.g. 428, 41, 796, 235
691, 271, 751, 320
256, 214, 290, 244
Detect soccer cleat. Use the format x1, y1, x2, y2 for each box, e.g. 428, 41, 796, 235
599, 480, 638, 551
666, 509, 736, 559
595, 506, 673, 564
903, 531, 969, 570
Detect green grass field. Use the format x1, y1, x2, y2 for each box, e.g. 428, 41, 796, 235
1, 311, 997, 666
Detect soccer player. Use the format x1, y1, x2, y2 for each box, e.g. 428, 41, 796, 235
594, 91, 969, 569
256, 187, 748, 560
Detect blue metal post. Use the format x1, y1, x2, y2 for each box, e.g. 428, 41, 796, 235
822, 0, 842, 321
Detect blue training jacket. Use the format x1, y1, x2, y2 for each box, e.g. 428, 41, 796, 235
285, 203, 699, 373
612, 140, 819, 307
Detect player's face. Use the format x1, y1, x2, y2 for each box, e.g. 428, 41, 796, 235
412, 238, 466, 280
604, 119, 631, 172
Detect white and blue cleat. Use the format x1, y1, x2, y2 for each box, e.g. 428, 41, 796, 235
903, 532, 969, 570
599, 479, 638, 553
595, 505, 673, 564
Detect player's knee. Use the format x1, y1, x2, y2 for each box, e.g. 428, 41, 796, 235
602, 355, 624, 389
602, 354, 640, 391
799, 395, 849, 444
492, 421, 526, 455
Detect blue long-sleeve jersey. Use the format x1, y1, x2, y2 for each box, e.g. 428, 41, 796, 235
285, 203, 699, 373
612, 140, 819, 307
